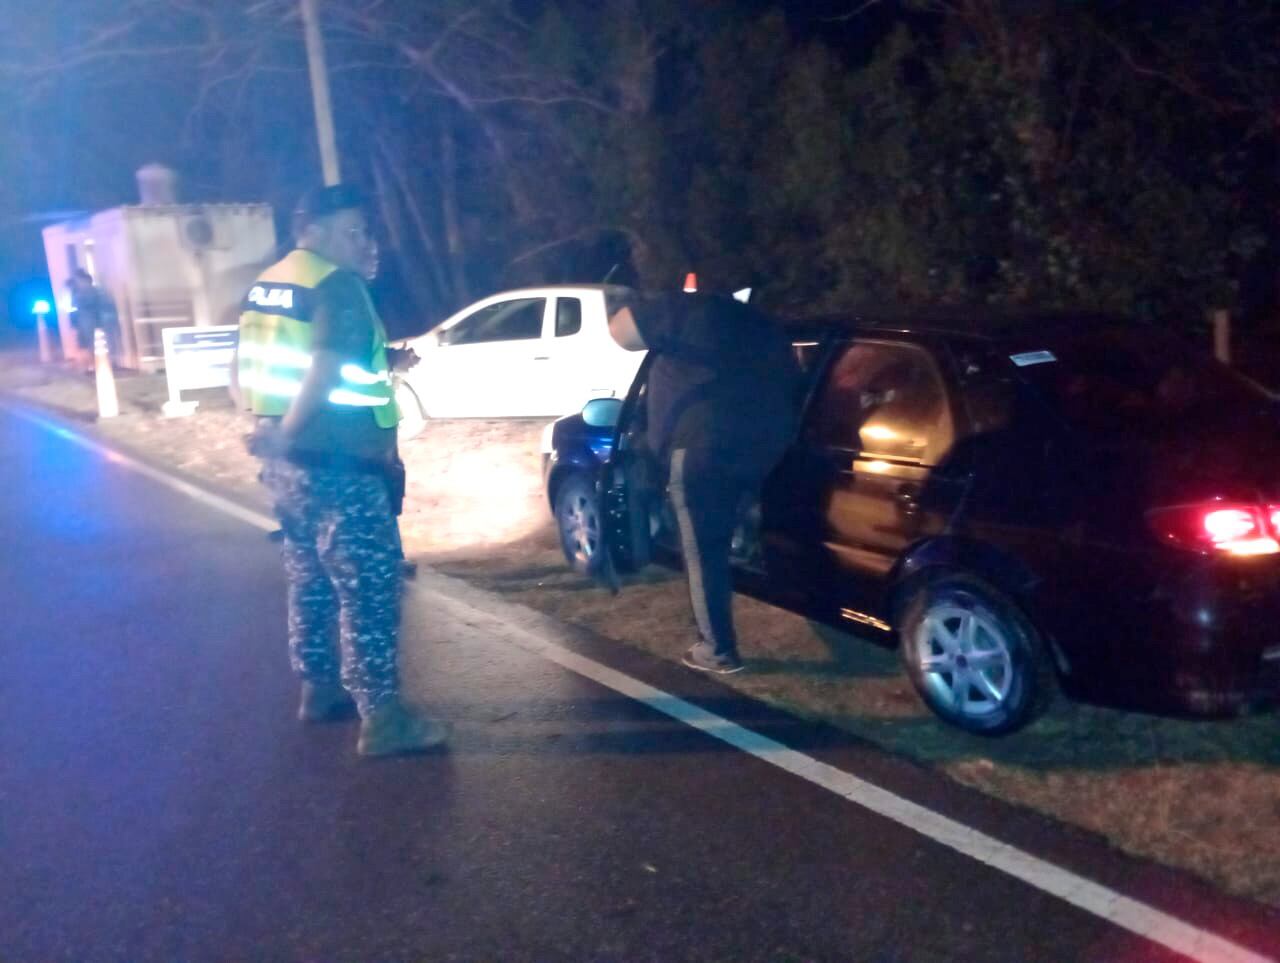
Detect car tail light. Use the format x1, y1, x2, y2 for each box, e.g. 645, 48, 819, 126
1147, 503, 1280, 556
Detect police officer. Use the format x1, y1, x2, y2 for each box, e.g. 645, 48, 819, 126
606, 290, 800, 674
68, 269, 120, 371
235, 184, 446, 756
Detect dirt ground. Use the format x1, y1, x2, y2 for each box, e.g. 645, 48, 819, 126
5, 349, 1280, 909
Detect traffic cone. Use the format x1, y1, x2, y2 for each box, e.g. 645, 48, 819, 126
683, 272, 697, 293
94, 328, 119, 418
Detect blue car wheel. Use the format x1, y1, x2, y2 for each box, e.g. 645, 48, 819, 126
556, 473, 604, 577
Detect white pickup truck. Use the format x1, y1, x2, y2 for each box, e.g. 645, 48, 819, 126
394, 284, 646, 437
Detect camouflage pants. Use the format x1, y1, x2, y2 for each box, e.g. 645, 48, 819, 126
261, 459, 401, 716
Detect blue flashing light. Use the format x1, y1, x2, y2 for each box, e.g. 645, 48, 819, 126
32, 299, 51, 315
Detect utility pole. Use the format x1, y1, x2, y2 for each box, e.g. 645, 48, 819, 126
300, 0, 341, 185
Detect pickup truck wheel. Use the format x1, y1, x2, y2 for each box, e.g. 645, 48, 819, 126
555, 473, 604, 577
898, 574, 1053, 736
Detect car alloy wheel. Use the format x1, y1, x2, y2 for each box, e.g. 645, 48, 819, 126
897, 574, 1052, 736
555, 475, 603, 576
913, 603, 1014, 719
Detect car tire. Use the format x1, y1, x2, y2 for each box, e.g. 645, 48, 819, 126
395, 377, 429, 442
555, 473, 604, 577
897, 573, 1053, 736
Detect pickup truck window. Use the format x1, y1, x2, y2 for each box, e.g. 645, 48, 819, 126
444, 297, 546, 346
807, 340, 952, 463
555, 298, 583, 337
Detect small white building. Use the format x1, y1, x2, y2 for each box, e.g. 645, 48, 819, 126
42, 165, 278, 370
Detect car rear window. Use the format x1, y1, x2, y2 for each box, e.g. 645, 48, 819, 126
1011, 327, 1271, 436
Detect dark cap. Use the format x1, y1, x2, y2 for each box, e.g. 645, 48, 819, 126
293, 183, 369, 234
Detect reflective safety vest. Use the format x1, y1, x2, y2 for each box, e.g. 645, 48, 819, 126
236, 249, 400, 429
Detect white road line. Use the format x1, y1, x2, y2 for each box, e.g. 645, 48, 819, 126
10, 400, 1274, 963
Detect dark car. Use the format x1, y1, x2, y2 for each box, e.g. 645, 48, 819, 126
543, 312, 1280, 735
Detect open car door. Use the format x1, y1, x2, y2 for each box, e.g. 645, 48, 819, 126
601, 448, 654, 580
594, 357, 656, 589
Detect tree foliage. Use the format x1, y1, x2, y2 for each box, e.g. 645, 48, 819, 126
0, 0, 1275, 330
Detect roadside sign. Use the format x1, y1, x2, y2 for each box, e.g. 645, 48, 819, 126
160, 324, 238, 416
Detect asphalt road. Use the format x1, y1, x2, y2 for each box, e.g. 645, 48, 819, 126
2, 402, 1278, 963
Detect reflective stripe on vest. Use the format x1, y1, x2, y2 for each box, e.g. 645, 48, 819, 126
236, 249, 399, 428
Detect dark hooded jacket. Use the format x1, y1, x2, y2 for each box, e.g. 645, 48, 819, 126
629, 293, 800, 471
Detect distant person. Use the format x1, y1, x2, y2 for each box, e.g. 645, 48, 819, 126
234, 183, 447, 757
605, 290, 800, 674
68, 270, 119, 371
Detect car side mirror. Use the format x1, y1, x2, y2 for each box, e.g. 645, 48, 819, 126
582, 397, 623, 428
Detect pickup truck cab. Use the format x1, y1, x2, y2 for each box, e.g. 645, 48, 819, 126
396, 285, 645, 432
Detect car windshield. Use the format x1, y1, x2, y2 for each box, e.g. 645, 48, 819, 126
1011, 326, 1273, 437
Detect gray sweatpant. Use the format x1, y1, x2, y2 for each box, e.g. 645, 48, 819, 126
667, 448, 769, 659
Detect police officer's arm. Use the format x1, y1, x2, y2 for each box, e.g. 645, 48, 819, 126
279, 272, 367, 440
